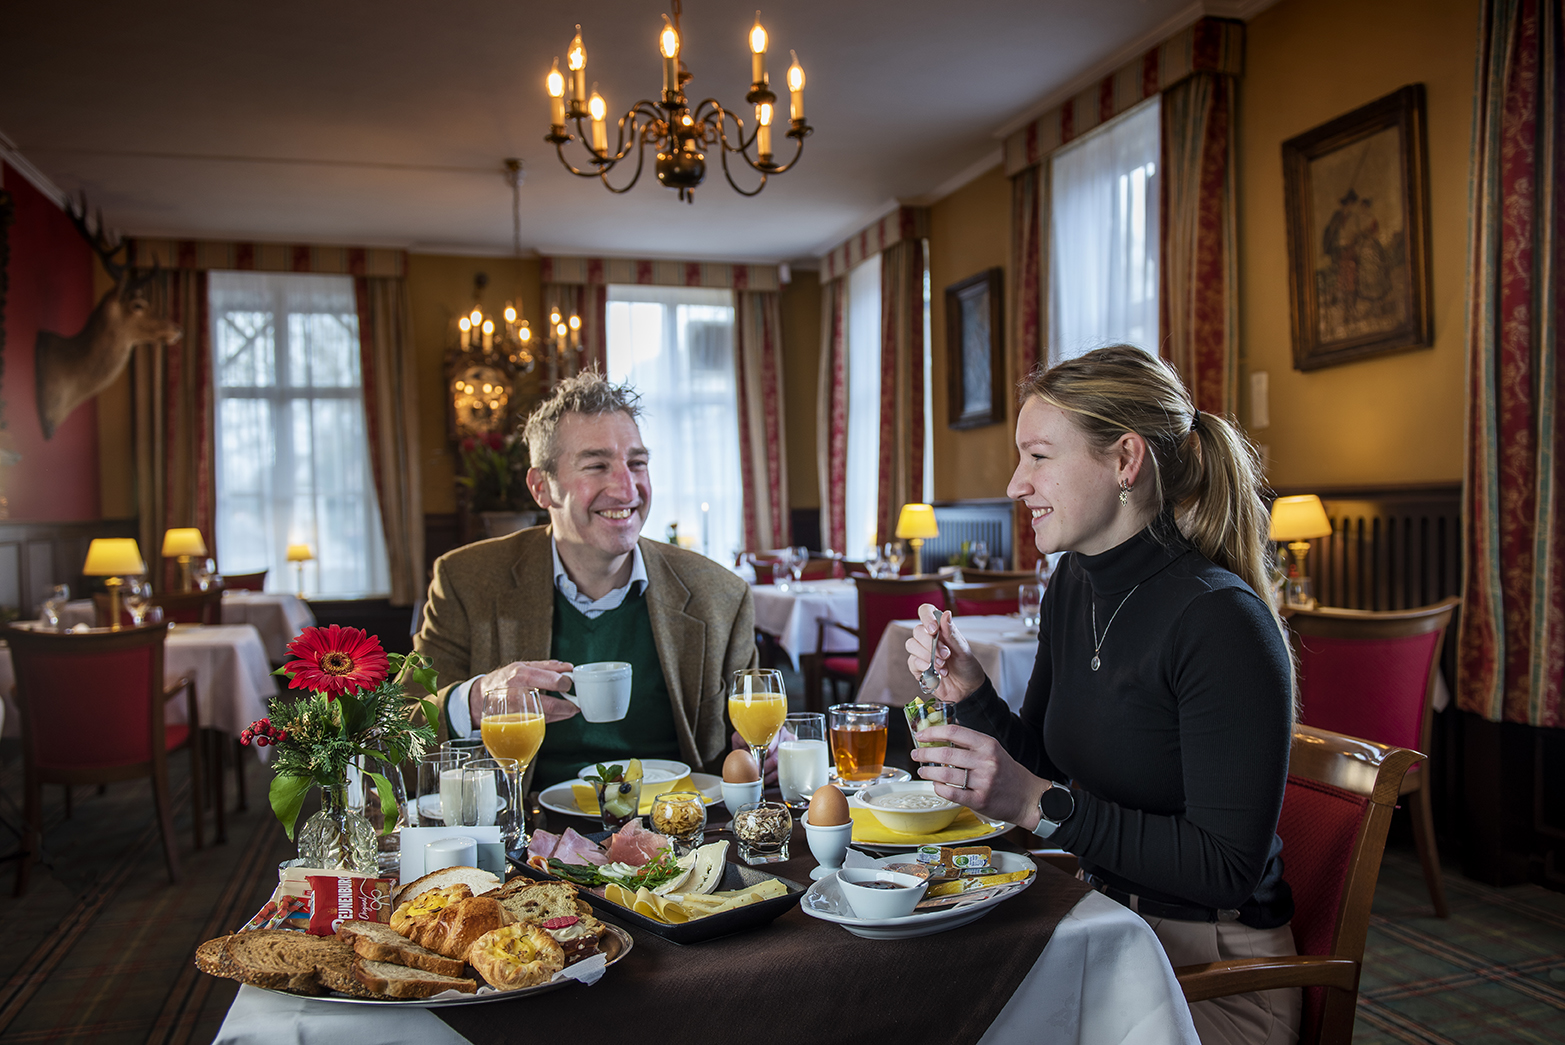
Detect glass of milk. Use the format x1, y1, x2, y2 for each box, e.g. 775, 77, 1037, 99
777, 712, 829, 812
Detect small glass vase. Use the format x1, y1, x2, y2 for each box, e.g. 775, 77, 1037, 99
299, 778, 378, 874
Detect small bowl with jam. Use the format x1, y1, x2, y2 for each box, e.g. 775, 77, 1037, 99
835, 867, 929, 919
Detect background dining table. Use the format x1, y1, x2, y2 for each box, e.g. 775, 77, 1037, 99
212, 826, 1199, 1045
748, 578, 859, 669
56, 591, 315, 664
858, 615, 1040, 714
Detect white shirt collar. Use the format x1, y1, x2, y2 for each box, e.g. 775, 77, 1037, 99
550, 538, 648, 618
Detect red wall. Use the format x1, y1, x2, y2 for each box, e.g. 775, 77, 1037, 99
2, 161, 101, 521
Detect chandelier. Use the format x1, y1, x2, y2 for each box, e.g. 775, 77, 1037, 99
455, 273, 535, 372
544, 1, 811, 202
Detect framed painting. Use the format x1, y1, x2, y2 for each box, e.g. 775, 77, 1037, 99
945, 268, 1004, 429
1282, 84, 1433, 371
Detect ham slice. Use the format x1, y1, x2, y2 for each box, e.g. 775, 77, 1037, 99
603, 820, 670, 866
526, 829, 562, 860
552, 828, 609, 866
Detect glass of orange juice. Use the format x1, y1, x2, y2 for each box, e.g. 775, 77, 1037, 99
729, 668, 788, 778
481, 684, 544, 849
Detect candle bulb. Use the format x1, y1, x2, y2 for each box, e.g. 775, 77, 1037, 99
568, 313, 582, 350
568, 27, 587, 108
588, 88, 607, 153
660, 19, 680, 97
458, 316, 471, 349
749, 16, 768, 86
787, 52, 805, 121
756, 101, 773, 158
482, 319, 495, 351
547, 58, 566, 126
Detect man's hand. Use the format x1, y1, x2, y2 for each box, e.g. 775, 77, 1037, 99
471, 660, 579, 726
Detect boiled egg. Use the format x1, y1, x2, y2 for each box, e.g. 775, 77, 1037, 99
723, 749, 760, 783
807, 784, 850, 826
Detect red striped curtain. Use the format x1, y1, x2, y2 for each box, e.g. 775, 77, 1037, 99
132, 269, 215, 591
875, 237, 927, 545
1160, 70, 1238, 415
1009, 166, 1047, 572
540, 283, 607, 381
817, 277, 849, 552
1458, 0, 1564, 728
735, 290, 790, 549
354, 277, 424, 606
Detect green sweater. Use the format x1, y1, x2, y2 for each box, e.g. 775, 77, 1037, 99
532, 587, 681, 787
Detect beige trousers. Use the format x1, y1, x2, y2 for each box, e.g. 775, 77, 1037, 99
1142, 915, 1302, 1045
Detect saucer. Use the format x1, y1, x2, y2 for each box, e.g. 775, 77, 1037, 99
826, 766, 911, 792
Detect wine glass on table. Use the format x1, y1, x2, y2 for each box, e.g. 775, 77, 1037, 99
480, 684, 545, 850
124, 578, 151, 626
729, 668, 789, 782
883, 541, 907, 577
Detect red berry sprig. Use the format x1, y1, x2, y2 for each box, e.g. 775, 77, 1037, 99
240, 717, 288, 748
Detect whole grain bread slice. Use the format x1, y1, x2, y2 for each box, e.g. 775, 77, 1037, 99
210, 930, 338, 995
353, 958, 477, 998
313, 942, 381, 998
336, 920, 465, 978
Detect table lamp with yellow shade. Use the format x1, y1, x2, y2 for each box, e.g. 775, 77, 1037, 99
83, 538, 146, 630
1269, 495, 1333, 610
161, 527, 208, 592
286, 543, 314, 597
895, 503, 939, 576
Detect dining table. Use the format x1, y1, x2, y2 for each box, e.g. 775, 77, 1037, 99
858, 614, 1041, 714
55, 591, 315, 664
748, 578, 859, 669
212, 822, 1199, 1045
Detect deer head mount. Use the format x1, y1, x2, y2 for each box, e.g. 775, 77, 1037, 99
34, 195, 182, 440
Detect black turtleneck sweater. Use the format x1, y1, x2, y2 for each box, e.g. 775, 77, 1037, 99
959, 520, 1295, 928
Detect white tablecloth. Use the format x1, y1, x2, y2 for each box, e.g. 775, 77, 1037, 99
213, 890, 1197, 1045
0, 623, 277, 740
858, 615, 1040, 714
219, 592, 316, 662
749, 579, 859, 668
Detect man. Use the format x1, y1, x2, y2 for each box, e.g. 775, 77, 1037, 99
416, 371, 757, 786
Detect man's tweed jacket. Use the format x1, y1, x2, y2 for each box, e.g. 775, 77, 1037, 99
415, 525, 757, 774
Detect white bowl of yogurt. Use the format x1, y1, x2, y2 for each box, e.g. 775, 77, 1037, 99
859, 780, 961, 834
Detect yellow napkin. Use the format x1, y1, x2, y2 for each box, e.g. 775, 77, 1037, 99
569, 775, 698, 815
848, 806, 1002, 845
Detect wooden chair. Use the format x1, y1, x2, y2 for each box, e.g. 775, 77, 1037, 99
941, 580, 1024, 616
1287, 597, 1459, 917
151, 587, 224, 625
5, 622, 204, 895
219, 569, 267, 591
806, 576, 947, 712
960, 568, 1037, 582
1176, 725, 1421, 1045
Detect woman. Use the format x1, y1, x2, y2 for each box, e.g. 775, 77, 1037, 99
906, 346, 1298, 1045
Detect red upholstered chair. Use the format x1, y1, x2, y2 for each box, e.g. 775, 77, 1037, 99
959, 568, 1036, 583
1287, 597, 1459, 917
219, 569, 267, 591
5, 622, 204, 895
1176, 726, 1422, 1045
805, 576, 947, 713
941, 581, 1024, 616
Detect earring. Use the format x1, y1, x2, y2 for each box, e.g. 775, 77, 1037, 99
1119, 479, 1130, 505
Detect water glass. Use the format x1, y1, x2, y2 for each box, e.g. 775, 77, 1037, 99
461, 757, 523, 849
970, 540, 990, 571
124, 578, 151, 626
790, 546, 809, 585
40, 583, 69, 630
829, 703, 889, 782
414, 750, 471, 826
1018, 583, 1044, 632
778, 712, 829, 811
884, 541, 907, 576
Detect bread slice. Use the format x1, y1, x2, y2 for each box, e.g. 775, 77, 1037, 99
393, 866, 501, 905
493, 881, 604, 964
353, 958, 477, 999
336, 920, 465, 978
205, 930, 341, 995
313, 944, 381, 998
195, 937, 236, 980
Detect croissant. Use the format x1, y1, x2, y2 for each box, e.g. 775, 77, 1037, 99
411, 895, 514, 961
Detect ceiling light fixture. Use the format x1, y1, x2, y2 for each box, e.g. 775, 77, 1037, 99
544, 2, 812, 203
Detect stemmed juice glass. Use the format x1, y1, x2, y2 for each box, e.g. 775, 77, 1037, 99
729, 668, 788, 777
480, 684, 545, 850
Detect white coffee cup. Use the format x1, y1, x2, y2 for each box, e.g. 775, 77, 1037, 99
562, 661, 633, 722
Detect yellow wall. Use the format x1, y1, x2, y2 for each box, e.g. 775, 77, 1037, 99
928, 163, 1015, 501
404, 254, 542, 514
780, 274, 822, 510
1239, 0, 1477, 488
94, 258, 135, 518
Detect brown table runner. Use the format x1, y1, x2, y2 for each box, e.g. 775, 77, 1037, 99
437, 833, 1093, 1045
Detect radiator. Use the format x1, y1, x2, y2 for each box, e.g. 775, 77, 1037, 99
1305, 486, 1462, 611
926, 501, 1013, 571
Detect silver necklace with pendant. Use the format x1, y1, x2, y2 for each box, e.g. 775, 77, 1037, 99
1090, 584, 1140, 671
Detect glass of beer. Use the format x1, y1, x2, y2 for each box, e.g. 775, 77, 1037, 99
729, 668, 789, 776
829, 703, 889, 782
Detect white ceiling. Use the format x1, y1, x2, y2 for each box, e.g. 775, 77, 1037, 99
1, 0, 1236, 264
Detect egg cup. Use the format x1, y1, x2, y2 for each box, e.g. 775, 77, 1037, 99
721, 778, 763, 812
802, 815, 853, 881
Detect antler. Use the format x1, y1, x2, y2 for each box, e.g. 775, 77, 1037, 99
64, 192, 126, 285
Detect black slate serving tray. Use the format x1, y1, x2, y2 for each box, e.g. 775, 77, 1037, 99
505, 842, 804, 945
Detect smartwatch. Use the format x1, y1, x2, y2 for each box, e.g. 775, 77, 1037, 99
1032, 784, 1075, 839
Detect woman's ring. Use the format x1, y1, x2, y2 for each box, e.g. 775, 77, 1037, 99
959, 767, 970, 790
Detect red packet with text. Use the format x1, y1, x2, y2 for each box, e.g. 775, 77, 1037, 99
306, 874, 395, 936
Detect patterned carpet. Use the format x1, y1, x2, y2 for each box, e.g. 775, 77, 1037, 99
0, 732, 1561, 1044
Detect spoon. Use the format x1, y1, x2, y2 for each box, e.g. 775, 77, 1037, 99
918, 662, 941, 695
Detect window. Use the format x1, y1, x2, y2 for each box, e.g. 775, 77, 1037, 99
605, 284, 741, 560
209, 272, 388, 596
1049, 96, 1161, 361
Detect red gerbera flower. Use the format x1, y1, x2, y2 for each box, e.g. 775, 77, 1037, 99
282, 624, 388, 699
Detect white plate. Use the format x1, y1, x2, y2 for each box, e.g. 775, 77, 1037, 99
846, 788, 1013, 850
255, 924, 632, 1006
538, 772, 722, 819
826, 766, 911, 792
574, 758, 691, 781
801, 851, 1037, 939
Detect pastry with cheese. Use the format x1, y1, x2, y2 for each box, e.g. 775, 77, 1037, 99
466, 923, 565, 991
